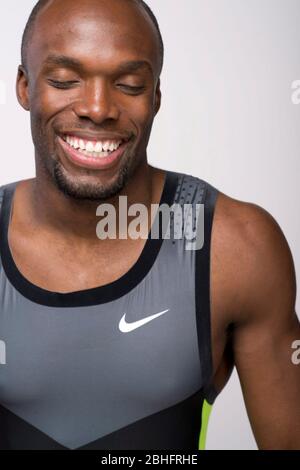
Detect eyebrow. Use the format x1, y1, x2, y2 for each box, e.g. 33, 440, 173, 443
43, 54, 82, 69
42, 54, 153, 76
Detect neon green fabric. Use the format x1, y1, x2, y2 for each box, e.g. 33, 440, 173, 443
198, 400, 213, 450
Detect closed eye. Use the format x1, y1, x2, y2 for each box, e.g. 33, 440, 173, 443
116, 84, 146, 95
47, 80, 145, 94
47, 79, 79, 89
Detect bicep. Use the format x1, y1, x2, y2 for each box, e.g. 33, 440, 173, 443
234, 311, 300, 449
231, 204, 300, 449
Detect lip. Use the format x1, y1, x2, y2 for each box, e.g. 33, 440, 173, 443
58, 130, 131, 143
57, 135, 130, 171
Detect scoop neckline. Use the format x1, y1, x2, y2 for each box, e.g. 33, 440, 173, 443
0, 170, 179, 307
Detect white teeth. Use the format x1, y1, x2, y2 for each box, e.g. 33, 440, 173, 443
64, 135, 123, 156
95, 142, 103, 152
86, 141, 94, 152
79, 150, 111, 158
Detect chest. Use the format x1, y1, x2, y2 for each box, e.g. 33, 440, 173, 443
0, 263, 202, 448
8, 230, 145, 292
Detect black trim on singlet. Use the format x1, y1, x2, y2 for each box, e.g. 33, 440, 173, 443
0, 170, 179, 307
0, 388, 204, 450
195, 182, 219, 404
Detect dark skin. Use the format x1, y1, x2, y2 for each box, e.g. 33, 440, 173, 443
13, 0, 300, 449
15, 0, 164, 290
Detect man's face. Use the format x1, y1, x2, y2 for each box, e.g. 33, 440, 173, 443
17, 0, 161, 200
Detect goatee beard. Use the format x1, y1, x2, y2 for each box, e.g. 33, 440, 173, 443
52, 161, 132, 201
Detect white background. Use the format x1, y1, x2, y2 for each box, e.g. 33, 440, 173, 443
1, 0, 299, 450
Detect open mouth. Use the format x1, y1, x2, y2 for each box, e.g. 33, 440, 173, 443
57, 134, 130, 170
61, 135, 126, 158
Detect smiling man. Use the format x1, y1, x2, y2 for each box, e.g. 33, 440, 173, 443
0, 0, 299, 450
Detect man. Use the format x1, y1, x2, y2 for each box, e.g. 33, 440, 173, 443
0, 0, 299, 450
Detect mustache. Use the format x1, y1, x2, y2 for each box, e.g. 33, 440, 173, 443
55, 124, 134, 138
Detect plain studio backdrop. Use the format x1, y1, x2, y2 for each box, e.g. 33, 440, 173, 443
0, 0, 299, 450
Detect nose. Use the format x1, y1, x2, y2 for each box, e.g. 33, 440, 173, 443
72, 79, 120, 124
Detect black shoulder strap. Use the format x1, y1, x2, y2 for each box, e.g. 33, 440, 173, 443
0, 182, 18, 252
0, 181, 18, 214
195, 181, 220, 404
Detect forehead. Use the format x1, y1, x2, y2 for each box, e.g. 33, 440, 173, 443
28, 0, 160, 75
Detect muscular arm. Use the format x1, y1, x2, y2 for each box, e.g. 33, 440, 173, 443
227, 201, 300, 449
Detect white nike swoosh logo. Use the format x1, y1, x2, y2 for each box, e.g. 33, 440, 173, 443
119, 309, 170, 333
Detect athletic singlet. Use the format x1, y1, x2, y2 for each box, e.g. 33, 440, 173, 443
0, 170, 220, 450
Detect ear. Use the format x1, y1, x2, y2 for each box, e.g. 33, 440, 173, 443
154, 77, 161, 115
16, 65, 30, 111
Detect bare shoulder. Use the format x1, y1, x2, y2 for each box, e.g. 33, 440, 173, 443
211, 191, 297, 326
213, 190, 291, 255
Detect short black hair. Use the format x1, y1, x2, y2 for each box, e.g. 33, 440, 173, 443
21, 0, 164, 76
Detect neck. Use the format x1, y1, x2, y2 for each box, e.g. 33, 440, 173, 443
16, 163, 165, 243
